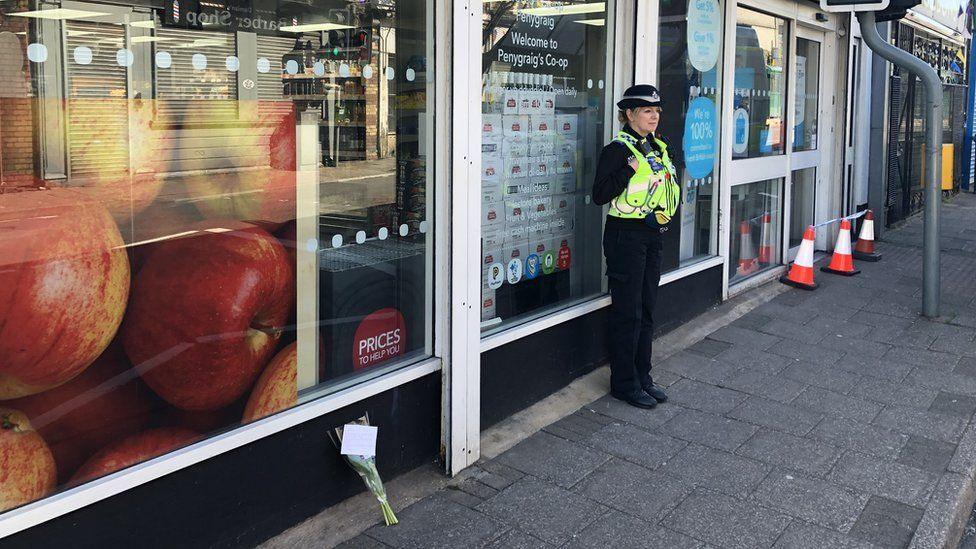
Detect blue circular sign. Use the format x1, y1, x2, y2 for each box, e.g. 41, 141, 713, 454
682, 96, 717, 180
524, 254, 541, 280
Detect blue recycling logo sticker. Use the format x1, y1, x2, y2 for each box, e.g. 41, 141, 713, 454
524, 254, 541, 280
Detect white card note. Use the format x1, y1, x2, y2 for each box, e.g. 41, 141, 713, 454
340, 424, 378, 457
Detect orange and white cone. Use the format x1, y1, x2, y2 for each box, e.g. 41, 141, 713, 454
821, 219, 861, 276
736, 220, 758, 277
780, 225, 818, 290
853, 210, 882, 262
758, 212, 773, 265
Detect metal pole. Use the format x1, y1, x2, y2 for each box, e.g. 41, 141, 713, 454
857, 11, 941, 318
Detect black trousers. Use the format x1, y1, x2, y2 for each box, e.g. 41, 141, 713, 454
603, 225, 662, 397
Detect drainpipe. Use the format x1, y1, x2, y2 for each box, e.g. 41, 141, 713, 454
857, 11, 942, 318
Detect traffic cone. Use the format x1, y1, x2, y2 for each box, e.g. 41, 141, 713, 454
821, 219, 860, 276
780, 225, 818, 290
853, 210, 882, 262
758, 212, 773, 265
736, 220, 758, 277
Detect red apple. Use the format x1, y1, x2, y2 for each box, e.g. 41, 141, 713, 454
0, 407, 57, 512
74, 171, 163, 226
121, 225, 294, 411
243, 342, 297, 423
0, 189, 130, 399
181, 168, 296, 231
6, 342, 157, 482
69, 427, 198, 486
67, 99, 163, 222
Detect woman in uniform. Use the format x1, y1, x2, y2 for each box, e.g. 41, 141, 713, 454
592, 84, 680, 409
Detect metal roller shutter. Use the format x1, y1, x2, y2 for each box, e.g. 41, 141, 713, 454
154, 28, 238, 122
65, 20, 129, 178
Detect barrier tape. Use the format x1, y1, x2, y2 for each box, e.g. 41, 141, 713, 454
812, 209, 867, 229
744, 209, 868, 228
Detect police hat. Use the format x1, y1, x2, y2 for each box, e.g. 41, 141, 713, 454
616, 84, 663, 109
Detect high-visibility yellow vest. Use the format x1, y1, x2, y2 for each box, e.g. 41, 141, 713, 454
608, 131, 680, 226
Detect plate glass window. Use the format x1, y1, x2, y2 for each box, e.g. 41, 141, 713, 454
793, 37, 820, 152
732, 8, 788, 159
0, 0, 434, 513
728, 178, 783, 285
479, 0, 613, 333
658, 0, 723, 270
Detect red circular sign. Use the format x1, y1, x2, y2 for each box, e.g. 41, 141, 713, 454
352, 308, 407, 370
557, 244, 571, 270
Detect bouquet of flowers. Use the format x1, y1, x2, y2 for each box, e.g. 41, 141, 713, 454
329, 415, 398, 526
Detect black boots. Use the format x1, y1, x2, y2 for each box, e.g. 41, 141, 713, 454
643, 383, 669, 403
611, 390, 658, 409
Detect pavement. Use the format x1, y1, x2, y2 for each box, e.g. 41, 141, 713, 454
336, 192, 976, 549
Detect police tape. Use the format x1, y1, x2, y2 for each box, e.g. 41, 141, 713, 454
747, 209, 867, 228
811, 209, 867, 229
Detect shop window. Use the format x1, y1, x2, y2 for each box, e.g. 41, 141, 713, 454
658, 0, 723, 270
793, 37, 819, 152
790, 168, 816, 248
0, 0, 432, 515
479, 0, 612, 332
732, 8, 787, 159
728, 178, 783, 286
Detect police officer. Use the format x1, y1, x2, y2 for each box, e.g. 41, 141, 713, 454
592, 84, 679, 409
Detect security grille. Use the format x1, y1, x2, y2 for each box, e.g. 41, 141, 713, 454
154, 28, 237, 122
65, 20, 129, 178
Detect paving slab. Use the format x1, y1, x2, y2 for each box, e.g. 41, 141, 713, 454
898, 436, 959, 475
737, 428, 843, 478
495, 431, 609, 489
833, 353, 915, 383
752, 470, 870, 532
772, 521, 883, 549
476, 479, 608, 546
585, 423, 687, 471
873, 406, 967, 444
828, 451, 939, 508
485, 529, 552, 549
661, 489, 792, 549
713, 346, 795, 375
727, 396, 824, 436
657, 351, 741, 385
658, 408, 759, 452
791, 386, 882, 424
780, 360, 861, 394
658, 443, 772, 498
850, 378, 940, 409
929, 392, 976, 419
722, 369, 808, 403
365, 495, 507, 549
809, 417, 910, 460
768, 339, 846, 368
584, 395, 683, 430
666, 378, 749, 414
574, 458, 694, 524
563, 513, 703, 549
705, 325, 782, 350
850, 496, 925, 549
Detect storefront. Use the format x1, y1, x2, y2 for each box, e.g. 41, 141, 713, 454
0, 0, 850, 545
878, 0, 970, 224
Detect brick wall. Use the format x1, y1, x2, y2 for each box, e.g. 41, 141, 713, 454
0, 2, 39, 189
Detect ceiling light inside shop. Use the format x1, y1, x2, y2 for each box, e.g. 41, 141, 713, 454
9, 8, 111, 20
130, 20, 155, 28
279, 22, 352, 33
575, 18, 605, 25
517, 2, 604, 16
